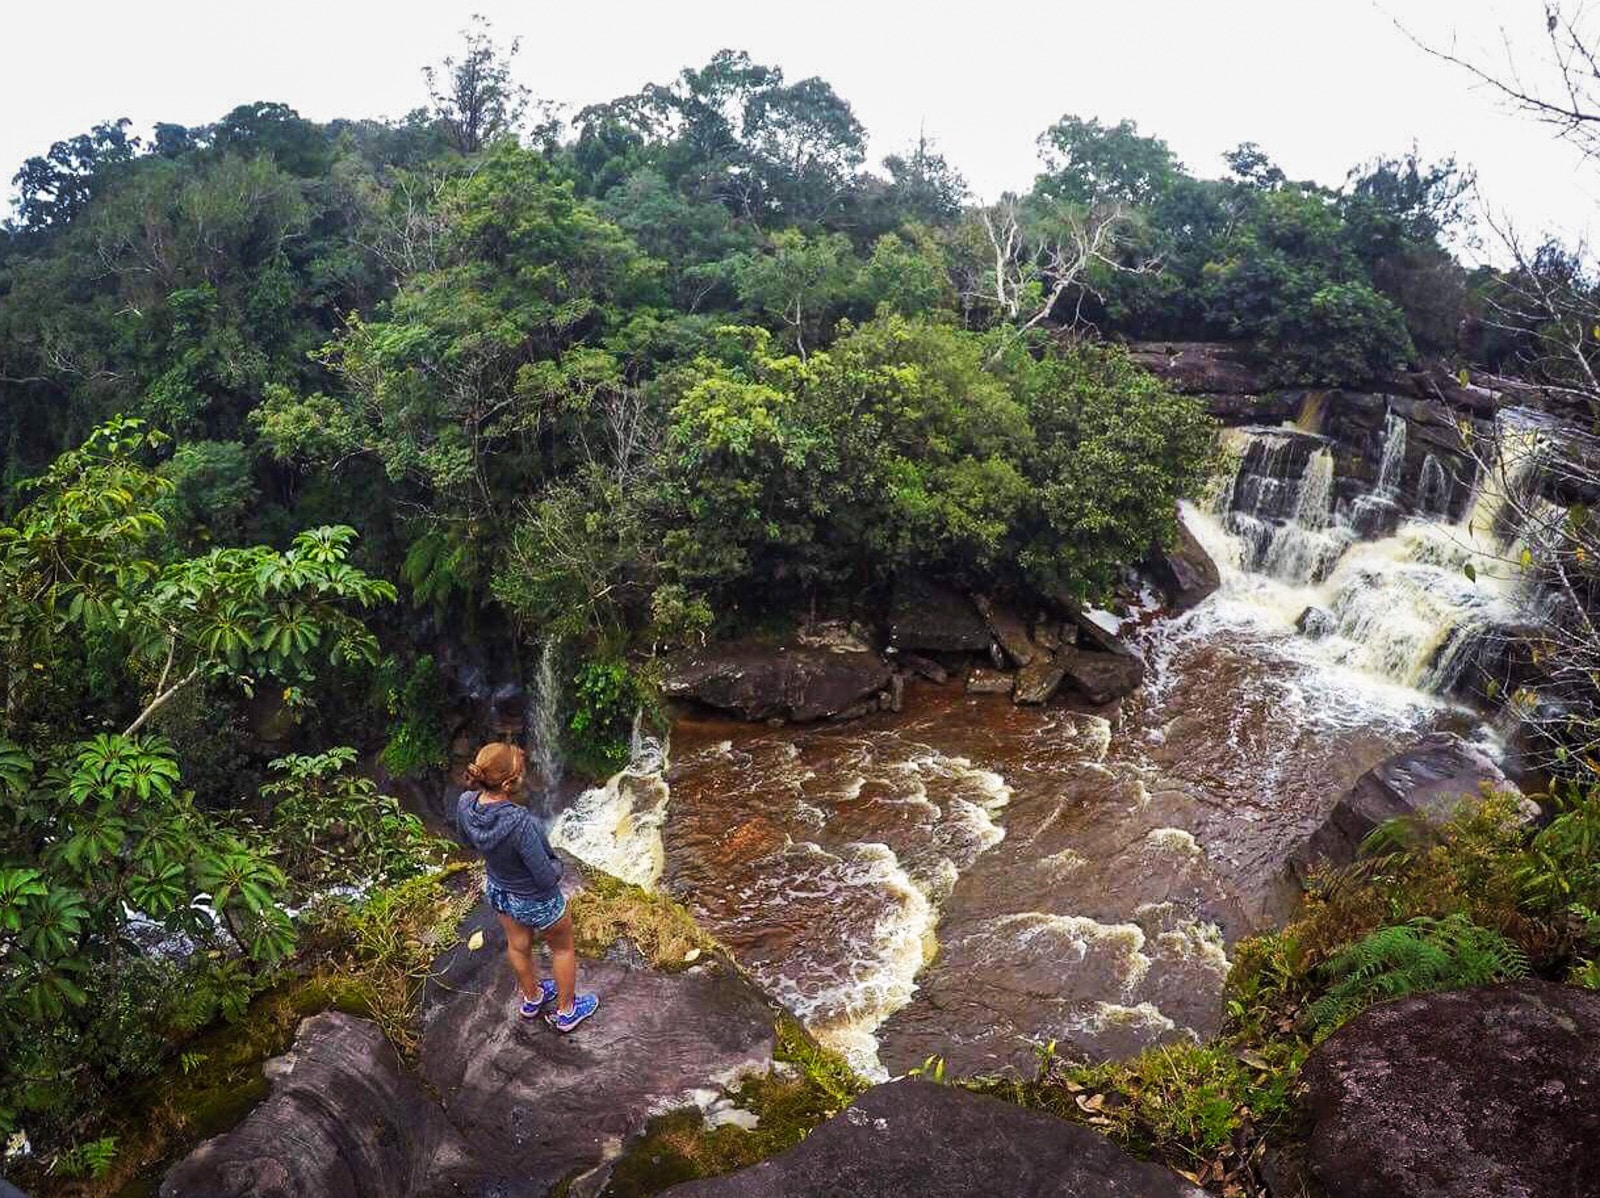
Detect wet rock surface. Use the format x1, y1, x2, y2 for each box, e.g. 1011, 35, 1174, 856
661, 641, 893, 722
1286, 733, 1518, 883
419, 905, 776, 1195
1303, 982, 1600, 1198
965, 666, 1015, 694
1060, 646, 1147, 704
975, 595, 1040, 665
1127, 340, 1267, 397
161, 1012, 466, 1198
1014, 655, 1070, 704
888, 574, 992, 652
162, 903, 776, 1198
1145, 509, 1221, 611
660, 1079, 1205, 1197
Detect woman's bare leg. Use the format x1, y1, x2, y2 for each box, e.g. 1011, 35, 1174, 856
543, 911, 578, 1012
497, 912, 541, 1003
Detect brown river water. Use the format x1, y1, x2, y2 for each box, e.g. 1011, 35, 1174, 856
549, 409, 1547, 1078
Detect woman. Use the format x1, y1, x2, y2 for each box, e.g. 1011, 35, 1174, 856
456, 742, 598, 1031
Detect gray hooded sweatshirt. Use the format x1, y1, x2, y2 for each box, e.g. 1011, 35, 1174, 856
456, 791, 564, 897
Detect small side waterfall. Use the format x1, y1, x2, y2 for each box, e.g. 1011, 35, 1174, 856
527, 638, 565, 789
1416, 454, 1453, 518
1348, 408, 1408, 535
548, 709, 671, 887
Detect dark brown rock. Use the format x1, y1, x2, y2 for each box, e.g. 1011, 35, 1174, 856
888, 574, 992, 653
1145, 509, 1221, 611
1059, 647, 1145, 704
1295, 606, 1335, 637
1014, 656, 1069, 705
418, 905, 776, 1197
1304, 982, 1600, 1198
163, 903, 779, 1198
1127, 341, 1266, 395
160, 1013, 466, 1198
975, 595, 1040, 666
1033, 619, 1067, 653
661, 642, 893, 722
1286, 733, 1520, 888
1203, 391, 1300, 423
966, 667, 1015, 695
896, 653, 949, 684
659, 1079, 1205, 1198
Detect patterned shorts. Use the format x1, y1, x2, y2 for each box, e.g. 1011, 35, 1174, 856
486, 880, 567, 931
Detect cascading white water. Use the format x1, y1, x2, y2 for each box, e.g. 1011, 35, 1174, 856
527, 638, 565, 789
1416, 453, 1453, 518
549, 709, 670, 887
1202, 408, 1556, 698
1347, 408, 1408, 534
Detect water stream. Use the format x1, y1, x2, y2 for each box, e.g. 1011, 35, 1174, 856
553, 405, 1560, 1079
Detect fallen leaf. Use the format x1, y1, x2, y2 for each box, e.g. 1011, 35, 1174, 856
1064, 1079, 1085, 1093
1236, 1050, 1271, 1071
466, 929, 485, 951
1075, 1093, 1106, 1113
683, 947, 702, 962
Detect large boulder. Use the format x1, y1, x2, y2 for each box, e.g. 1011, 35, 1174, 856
888, 574, 993, 653
1303, 982, 1600, 1198
659, 1079, 1205, 1198
163, 902, 779, 1198
1014, 656, 1069, 705
974, 595, 1040, 666
1145, 509, 1221, 612
1286, 733, 1519, 886
161, 1013, 466, 1198
418, 905, 776, 1195
1059, 647, 1146, 705
662, 641, 893, 722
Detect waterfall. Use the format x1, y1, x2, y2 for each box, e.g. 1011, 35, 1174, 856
1348, 408, 1408, 536
527, 638, 565, 789
548, 709, 670, 887
1293, 390, 1329, 435
1376, 408, 1408, 495
1201, 408, 1559, 701
1416, 454, 1452, 518
1215, 429, 1350, 585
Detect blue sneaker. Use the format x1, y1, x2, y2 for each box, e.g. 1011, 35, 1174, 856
518, 979, 558, 1020
547, 992, 599, 1032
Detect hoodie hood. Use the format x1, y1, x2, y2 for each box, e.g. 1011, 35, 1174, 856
458, 791, 528, 852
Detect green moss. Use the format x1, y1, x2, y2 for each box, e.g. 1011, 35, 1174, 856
599, 1014, 865, 1197
569, 868, 718, 969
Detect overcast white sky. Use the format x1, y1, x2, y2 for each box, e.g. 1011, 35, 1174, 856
4, 0, 1597, 257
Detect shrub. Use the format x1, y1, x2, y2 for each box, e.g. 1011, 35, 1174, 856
567, 658, 651, 776
379, 655, 450, 779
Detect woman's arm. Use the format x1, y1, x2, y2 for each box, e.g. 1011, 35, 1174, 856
515, 813, 564, 892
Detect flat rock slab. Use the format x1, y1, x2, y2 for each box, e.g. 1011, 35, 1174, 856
1304, 981, 1600, 1198
659, 1079, 1204, 1197
420, 905, 775, 1194
661, 642, 892, 722
163, 902, 776, 1198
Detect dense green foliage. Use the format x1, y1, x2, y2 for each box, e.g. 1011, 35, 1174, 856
0, 23, 1532, 1180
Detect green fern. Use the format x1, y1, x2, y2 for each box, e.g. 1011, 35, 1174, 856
1310, 915, 1528, 1030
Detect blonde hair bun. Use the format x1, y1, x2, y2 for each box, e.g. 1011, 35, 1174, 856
468, 742, 526, 793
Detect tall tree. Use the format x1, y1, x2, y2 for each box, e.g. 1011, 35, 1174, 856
423, 14, 531, 154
